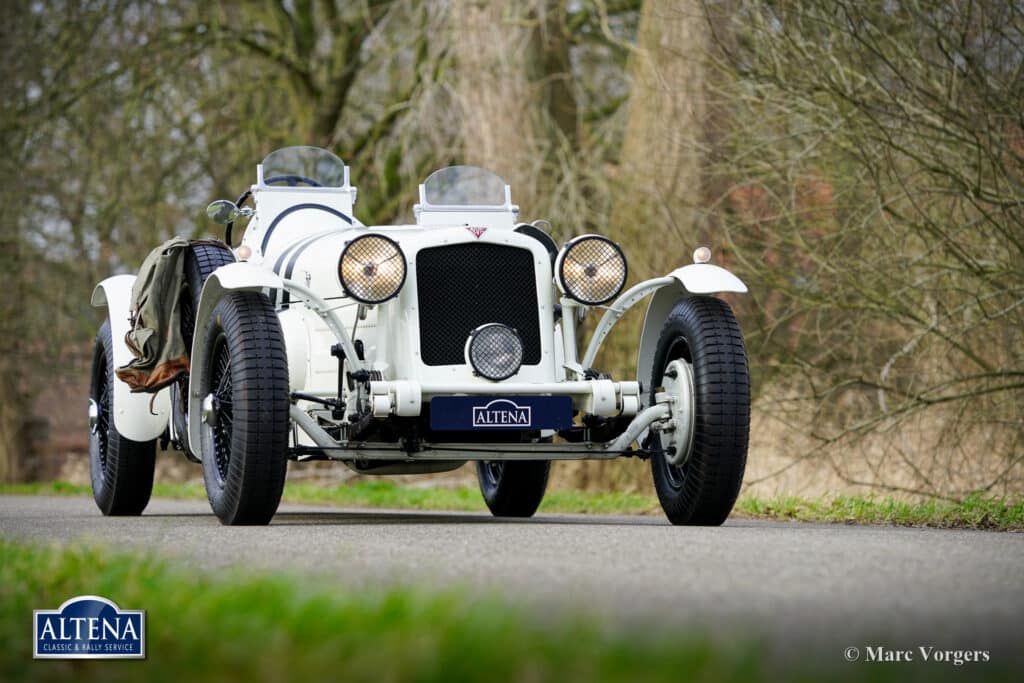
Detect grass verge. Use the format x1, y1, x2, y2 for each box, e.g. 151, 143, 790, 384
1, 481, 1021, 530
0, 480, 661, 515
0, 538, 1003, 683
733, 493, 1024, 531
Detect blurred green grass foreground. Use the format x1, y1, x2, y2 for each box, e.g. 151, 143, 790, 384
0, 538, 762, 683
3, 538, 1015, 683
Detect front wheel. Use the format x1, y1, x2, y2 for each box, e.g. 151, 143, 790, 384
647, 296, 749, 526
89, 321, 156, 515
197, 291, 289, 525
476, 460, 550, 518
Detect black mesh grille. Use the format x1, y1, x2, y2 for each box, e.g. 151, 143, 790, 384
417, 243, 541, 366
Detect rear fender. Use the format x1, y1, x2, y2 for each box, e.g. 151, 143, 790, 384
91, 275, 170, 441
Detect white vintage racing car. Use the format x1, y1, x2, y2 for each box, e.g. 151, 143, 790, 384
89, 146, 750, 525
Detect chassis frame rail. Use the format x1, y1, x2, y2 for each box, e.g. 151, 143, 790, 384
288, 403, 671, 461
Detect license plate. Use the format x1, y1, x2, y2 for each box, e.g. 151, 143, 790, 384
430, 396, 573, 431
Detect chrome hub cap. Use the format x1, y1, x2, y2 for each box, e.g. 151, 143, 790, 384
201, 393, 218, 426
88, 399, 100, 435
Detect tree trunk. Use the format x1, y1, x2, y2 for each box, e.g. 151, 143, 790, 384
452, 0, 545, 209
0, 378, 24, 483
612, 0, 707, 278
530, 1, 578, 147
0, 228, 29, 483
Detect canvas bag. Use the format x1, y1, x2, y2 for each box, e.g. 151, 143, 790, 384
114, 237, 194, 393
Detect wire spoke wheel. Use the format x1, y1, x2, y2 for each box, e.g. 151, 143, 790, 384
93, 348, 111, 470
481, 461, 504, 488
208, 334, 233, 483
171, 243, 236, 460
87, 320, 156, 516
662, 444, 687, 490
198, 291, 289, 526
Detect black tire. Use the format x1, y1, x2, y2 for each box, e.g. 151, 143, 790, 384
88, 320, 157, 516
197, 290, 289, 525
172, 243, 235, 457
647, 296, 749, 526
476, 460, 550, 518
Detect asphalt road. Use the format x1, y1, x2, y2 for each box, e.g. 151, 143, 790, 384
3, 495, 1023, 662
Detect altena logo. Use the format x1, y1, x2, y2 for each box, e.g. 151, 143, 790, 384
34, 595, 145, 659
472, 399, 531, 427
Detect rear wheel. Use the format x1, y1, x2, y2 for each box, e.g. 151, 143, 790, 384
89, 321, 157, 516
647, 296, 749, 526
172, 242, 235, 458
476, 460, 550, 518
197, 290, 289, 525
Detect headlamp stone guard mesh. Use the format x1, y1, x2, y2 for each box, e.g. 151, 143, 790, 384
338, 234, 406, 303
467, 324, 524, 380
558, 236, 627, 305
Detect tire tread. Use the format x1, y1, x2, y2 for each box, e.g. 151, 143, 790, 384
201, 291, 289, 525
477, 461, 550, 518
90, 321, 157, 516
650, 296, 749, 526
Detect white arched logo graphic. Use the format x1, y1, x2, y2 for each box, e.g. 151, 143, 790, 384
472, 399, 531, 427
34, 595, 146, 659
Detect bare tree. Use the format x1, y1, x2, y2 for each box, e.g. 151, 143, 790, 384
701, 0, 1024, 497
0, 0, 439, 480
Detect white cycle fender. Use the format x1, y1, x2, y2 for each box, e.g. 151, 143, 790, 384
581, 264, 747, 378
637, 263, 747, 408
187, 263, 285, 454
629, 265, 747, 445
91, 275, 171, 442
667, 263, 747, 295
579, 262, 746, 447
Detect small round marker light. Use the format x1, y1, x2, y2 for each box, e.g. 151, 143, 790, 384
236, 245, 253, 261
693, 246, 712, 264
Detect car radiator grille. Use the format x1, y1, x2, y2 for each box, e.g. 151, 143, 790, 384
416, 243, 542, 367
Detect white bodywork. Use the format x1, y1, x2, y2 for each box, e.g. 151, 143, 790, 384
92, 149, 747, 463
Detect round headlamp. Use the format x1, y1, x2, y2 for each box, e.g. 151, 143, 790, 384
555, 235, 627, 305
465, 323, 524, 381
338, 234, 406, 304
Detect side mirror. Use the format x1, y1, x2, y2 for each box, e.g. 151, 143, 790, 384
206, 200, 239, 224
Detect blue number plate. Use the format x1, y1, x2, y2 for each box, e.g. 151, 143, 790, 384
430, 396, 574, 431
